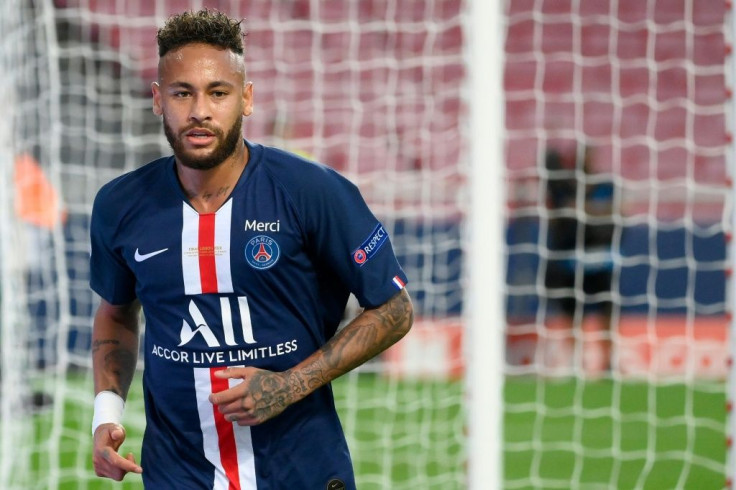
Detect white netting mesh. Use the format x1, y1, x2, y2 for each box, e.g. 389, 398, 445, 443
503, 1, 731, 489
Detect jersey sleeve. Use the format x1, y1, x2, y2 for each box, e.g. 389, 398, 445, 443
292, 164, 408, 308
89, 182, 137, 305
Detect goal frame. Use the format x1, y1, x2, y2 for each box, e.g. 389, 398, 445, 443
727, 3, 736, 486
464, 0, 505, 489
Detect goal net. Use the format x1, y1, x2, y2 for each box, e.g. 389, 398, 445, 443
0, 0, 467, 489
503, 1, 733, 489
2, 0, 734, 489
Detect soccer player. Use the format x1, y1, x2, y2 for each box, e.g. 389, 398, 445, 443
89, 9, 413, 489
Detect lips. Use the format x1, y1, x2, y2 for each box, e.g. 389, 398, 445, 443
185, 128, 216, 146
186, 128, 215, 137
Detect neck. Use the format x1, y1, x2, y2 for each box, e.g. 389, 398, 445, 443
176, 142, 248, 214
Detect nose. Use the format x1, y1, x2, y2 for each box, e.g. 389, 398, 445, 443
189, 94, 211, 122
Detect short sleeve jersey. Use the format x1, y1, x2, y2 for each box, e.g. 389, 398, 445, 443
90, 141, 408, 490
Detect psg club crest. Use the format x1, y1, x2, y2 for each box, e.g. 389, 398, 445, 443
245, 235, 280, 270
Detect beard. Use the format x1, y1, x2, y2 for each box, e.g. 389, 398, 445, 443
163, 116, 243, 170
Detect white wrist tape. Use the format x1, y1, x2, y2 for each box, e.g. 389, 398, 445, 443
92, 391, 125, 436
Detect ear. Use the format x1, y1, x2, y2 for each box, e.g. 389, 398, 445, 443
151, 82, 163, 116
242, 81, 254, 117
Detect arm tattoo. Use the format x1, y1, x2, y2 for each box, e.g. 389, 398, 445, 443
291, 289, 413, 398
247, 371, 294, 420
94, 339, 136, 397
91, 339, 119, 354
105, 349, 137, 391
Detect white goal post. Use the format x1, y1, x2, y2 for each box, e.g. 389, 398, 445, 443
465, 0, 505, 489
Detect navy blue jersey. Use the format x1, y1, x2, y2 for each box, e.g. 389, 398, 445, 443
90, 141, 408, 489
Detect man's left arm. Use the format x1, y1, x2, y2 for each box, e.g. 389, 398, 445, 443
209, 288, 414, 425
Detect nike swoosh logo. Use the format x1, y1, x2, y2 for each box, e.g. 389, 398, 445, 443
134, 248, 169, 262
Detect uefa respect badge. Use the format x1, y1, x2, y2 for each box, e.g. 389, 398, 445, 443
352, 224, 388, 266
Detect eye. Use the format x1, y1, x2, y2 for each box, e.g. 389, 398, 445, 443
173, 91, 191, 98
212, 91, 227, 98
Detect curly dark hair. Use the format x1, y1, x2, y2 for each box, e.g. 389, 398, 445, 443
157, 9, 245, 57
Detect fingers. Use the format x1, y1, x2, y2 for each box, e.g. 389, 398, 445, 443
209, 367, 249, 405
208, 385, 240, 405
93, 446, 142, 480
209, 368, 291, 425
212, 366, 247, 379
209, 387, 262, 425
234, 414, 260, 426
215, 395, 257, 423
216, 404, 260, 425
208, 375, 246, 405
125, 452, 143, 474
93, 423, 126, 450
110, 451, 142, 475
109, 424, 126, 442
92, 424, 143, 481
216, 397, 250, 413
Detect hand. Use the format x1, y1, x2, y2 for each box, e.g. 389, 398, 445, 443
92, 423, 142, 481
208, 367, 294, 426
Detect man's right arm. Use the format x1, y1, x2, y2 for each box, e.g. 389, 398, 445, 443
92, 299, 140, 399
91, 298, 143, 480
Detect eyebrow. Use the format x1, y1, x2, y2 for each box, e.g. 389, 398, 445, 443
167, 81, 235, 91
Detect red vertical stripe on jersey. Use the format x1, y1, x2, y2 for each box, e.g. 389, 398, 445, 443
210, 367, 241, 490
199, 213, 218, 293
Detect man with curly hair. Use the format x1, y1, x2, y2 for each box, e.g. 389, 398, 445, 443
89, 9, 413, 489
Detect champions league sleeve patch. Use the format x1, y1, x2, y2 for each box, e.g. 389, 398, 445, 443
352, 224, 389, 266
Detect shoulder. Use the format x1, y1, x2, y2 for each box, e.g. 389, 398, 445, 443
92, 157, 172, 225
255, 144, 357, 195
95, 157, 171, 203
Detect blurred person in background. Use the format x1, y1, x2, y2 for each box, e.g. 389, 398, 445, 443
543, 145, 616, 374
